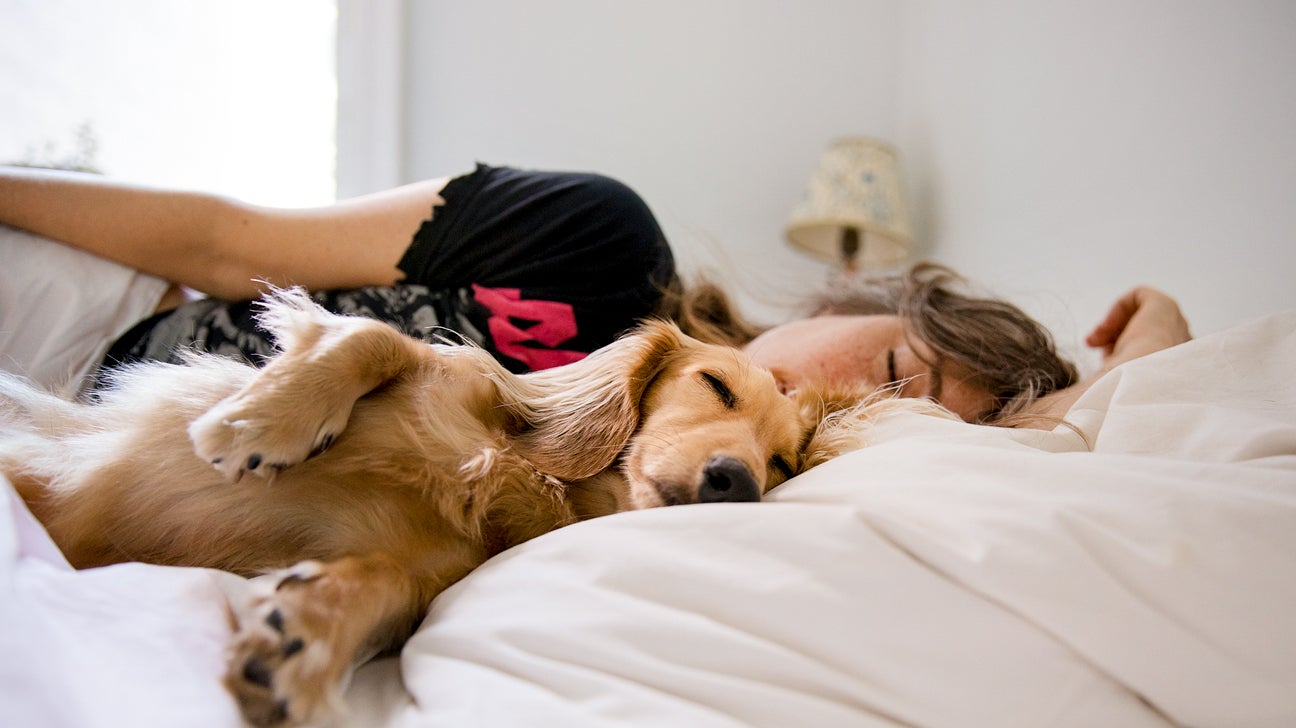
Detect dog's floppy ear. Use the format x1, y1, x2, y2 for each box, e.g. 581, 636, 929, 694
504, 320, 685, 481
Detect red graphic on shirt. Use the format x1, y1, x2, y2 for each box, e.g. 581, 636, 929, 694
472, 285, 587, 370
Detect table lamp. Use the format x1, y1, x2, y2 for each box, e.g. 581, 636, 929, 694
786, 136, 914, 272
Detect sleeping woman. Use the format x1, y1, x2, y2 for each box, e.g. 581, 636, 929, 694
0, 163, 1191, 426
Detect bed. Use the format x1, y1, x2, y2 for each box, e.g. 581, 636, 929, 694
3, 311, 1294, 728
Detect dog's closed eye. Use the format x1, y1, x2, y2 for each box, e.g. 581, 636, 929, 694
770, 454, 795, 481
700, 372, 737, 409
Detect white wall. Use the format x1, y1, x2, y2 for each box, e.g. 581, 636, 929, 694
400, 0, 901, 323
392, 0, 1296, 344
897, 0, 1296, 346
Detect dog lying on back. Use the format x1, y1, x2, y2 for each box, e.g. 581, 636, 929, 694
0, 289, 849, 726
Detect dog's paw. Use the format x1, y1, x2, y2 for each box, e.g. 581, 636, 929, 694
226, 563, 344, 726
190, 391, 349, 483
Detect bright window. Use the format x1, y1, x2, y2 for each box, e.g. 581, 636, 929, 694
0, 0, 337, 206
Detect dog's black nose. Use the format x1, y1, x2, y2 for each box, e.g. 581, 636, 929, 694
699, 456, 761, 503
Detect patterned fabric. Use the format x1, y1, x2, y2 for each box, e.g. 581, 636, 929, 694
102, 285, 483, 375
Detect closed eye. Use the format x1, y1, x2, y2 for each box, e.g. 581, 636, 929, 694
701, 371, 737, 409
770, 454, 795, 481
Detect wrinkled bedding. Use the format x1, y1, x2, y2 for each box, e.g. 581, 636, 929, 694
3, 313, 1294, 728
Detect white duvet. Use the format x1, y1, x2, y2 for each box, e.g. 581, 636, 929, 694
3, 313, 1294, 728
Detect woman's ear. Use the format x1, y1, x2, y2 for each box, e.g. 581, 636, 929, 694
507, 320, 685, 481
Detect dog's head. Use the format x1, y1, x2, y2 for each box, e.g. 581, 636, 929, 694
618, 329, 806, 508
510, 320, 811, 509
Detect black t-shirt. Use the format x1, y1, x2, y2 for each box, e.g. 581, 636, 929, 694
98, 164, 676, 380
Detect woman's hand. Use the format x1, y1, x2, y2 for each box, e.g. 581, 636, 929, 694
1015, 286, 1191, 427
1085, 286, 1192, 372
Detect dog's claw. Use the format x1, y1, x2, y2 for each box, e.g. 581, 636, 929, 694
282, 638, 304, 658
309, 433, 336, 458
243, 658, 274, 688
276, 571, 322, 591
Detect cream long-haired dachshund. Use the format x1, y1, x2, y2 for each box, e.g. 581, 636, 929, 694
0, 289, 857, 726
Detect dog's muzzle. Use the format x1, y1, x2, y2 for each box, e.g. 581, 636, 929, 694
698, 456, 761, 503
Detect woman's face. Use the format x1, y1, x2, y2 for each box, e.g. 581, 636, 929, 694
743, 314, 996, 422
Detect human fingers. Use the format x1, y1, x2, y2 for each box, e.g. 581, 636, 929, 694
1084, 288, 1143, 351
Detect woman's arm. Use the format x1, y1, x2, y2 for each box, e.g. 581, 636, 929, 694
0, 166, 450, 300
1018, 286, 1192, 424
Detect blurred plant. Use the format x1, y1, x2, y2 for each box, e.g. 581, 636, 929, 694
8, 121, 103, 173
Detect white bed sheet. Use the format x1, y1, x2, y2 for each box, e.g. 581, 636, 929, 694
3, 313, 1294, 728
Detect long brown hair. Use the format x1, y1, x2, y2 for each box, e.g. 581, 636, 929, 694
659, 262, 1079, 424
654, 275, 766, 349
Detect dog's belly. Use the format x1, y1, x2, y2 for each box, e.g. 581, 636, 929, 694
19, 358, 572, 581
55, 449, 488, 578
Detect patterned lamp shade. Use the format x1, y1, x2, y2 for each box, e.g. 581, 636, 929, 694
786, 137, 914, 270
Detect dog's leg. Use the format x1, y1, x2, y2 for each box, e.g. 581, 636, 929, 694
225, 553, 441, 726
189, 291, 429, 481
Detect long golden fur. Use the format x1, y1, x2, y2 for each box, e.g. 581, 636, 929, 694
0, 289, 843, 726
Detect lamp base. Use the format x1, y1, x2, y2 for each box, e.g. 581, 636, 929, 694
840, 226, 861, 273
